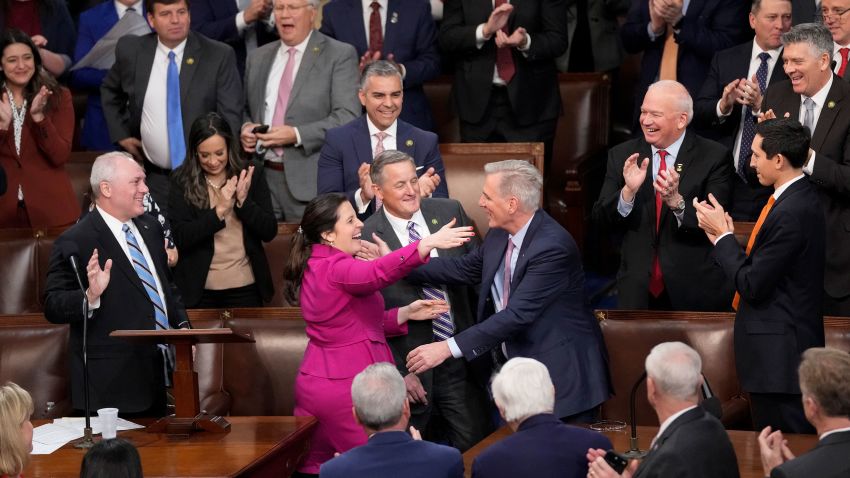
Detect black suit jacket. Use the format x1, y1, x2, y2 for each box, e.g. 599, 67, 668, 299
101, 31, 243, 153
772, 430, 850, 478
167, 163, 278, 307
438, 0, 568, 126
633, 407, 739, 478
44, 211, 189, 413
592, 131, 734, 310
762, 76, 850, 299
792, 0, 818, 24
714, 178, 825, 394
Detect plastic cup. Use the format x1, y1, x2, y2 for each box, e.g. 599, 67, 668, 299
97, 407, 119, 439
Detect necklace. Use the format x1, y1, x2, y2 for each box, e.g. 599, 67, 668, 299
4, 85, 27, 156
205, 176, 225, 190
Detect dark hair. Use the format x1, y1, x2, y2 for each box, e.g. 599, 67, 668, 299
145, 0, 190, 13
283, 193, 348, 304
0, 28, 60, 111
79, 438, 143, 478
755, 118, 810, 169
173, 112, 243, 209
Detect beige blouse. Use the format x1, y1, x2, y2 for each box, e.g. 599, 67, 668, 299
205, 184, 255, 290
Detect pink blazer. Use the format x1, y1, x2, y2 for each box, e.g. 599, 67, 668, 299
299, 241, 428, 378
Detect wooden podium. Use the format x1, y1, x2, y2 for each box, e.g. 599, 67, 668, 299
110, 328, 254, 435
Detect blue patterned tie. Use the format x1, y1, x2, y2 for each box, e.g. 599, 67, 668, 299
737, 52, 771, 181
407, 222, 454, 340
167, 51, 185, 169
123, 224, 169, 331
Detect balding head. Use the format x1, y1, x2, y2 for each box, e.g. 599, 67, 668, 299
640, 81, 692, 149
90, 152, 149, 222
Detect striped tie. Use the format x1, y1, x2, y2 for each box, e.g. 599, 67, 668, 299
123, 224, 169, 330
407, 222, 454, 340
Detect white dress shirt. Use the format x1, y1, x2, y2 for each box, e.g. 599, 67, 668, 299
114, 0, 143, 17
355, 117, 399, 212
362, 0, 387, 38
260, 31, 312, 159
140, 38, 187, 169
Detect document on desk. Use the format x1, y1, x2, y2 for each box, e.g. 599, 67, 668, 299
31, 418, 144, 454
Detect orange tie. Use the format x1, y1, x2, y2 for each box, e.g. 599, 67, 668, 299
732, 195, 776, 310
659, 27, 678, 81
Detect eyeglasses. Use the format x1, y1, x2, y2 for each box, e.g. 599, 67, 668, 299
822, 8, 850, 22
274, 3, 312, 13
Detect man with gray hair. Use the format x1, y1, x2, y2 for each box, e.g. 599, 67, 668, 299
44, 152, 190, 417
592, 79, 733, 311
406, 159, 612, 423
472, 358, 612, 478
761, 22, 850, 317
319, 363, 463, 478
318, 60, 448, 221
587, 342, 739, 478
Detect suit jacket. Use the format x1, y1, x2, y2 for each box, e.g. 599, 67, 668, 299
243, 30, 361, 202
189, 0, 278, 75
471, 413, 612, 478
438, 0, 568, 126
633, 407, 739, 478
43, 210, 189, 413
621, 0, 748, 124
557, 0, 630, 72
101, 31, 243, 154
694, 40, 787, 220
792, 0, 818, 25
319, 430, 463, 478
762, 76, 850, 299
714, 178, 825, 394
168, 163, 278, 307
772, 430, 850, 478
320, 0, 440, 131
592, 131, 734, 310
409, 210, 612, 418
317, 116, 449, 220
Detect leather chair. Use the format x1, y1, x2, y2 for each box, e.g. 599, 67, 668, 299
0, 229, 41, 314
262, 223, 299, 307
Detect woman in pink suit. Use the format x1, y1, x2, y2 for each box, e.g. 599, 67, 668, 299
284, 193, 473, 475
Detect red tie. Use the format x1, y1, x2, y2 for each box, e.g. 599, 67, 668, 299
732, 195, 776, 310
493, 0, 515, 83
369, 1, 383, 54
838, 48, 850, 78
649, 150, 668, 298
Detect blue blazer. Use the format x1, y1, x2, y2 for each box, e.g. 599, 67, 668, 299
320, 0, 440, 131
317, 115, 449, 220
472, 414, 612, 478
319, 430, 463, 478
190, 0, 277, 75
409, 210, 613, 418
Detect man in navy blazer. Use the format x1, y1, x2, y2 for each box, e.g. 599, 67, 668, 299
318, 61, 448, 221
472, 358, 612, 478
190, 0, 277, 75
694, 118, 824, 434
319, 363, 463, 478
406, 160, 612, 421
320, 0, 440, 131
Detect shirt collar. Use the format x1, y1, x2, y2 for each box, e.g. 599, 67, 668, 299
651, 130, 686, 159
804, 74, 833, 108
156, 37, 187, 58
366, 115, 398, 138
773, 174, 805, 200
751, 40, 781, 63
280, 29, 313, 56
362, 0, 388, 11
115, 0, 143, 17
509, 212, 535, 251
820, 426, 850, 440
654, 405, 697, 444
96, 205, 135, 237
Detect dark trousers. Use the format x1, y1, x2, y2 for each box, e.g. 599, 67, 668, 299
143, 160, 171, 216
195, 284, 263, 309
749, 392, 815, 434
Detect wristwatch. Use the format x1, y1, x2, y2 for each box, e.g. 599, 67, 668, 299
671, 198, 686, 213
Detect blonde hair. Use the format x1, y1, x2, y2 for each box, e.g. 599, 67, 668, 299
0, 382, 33, 476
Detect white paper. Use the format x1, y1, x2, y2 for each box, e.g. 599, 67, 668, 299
71, 12, 150, 71
53, 416, 144, 434
31, 422, 83, 455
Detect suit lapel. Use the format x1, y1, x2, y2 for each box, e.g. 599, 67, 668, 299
768, 48, 787, 85
353, 116, 375, 165
396, 120, 416, 159
179, 33, 201, 104
134, 216, 168, 297
347, 0, 369, 53
91, 210, 147, 298
636, 140, 657, 239
255, 43, 280, 119
383, 0, 401, 54
660, 131, 697, 227
135, 35, 157, 112
373, 209, 405, 251
289, 31, 324, 109
810, 77, 844, 151
511, 210, 543, 280
482, 229, 509, 295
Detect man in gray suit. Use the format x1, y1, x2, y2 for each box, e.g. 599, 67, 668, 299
240, 0, 361, 221
360, 150, 492, 452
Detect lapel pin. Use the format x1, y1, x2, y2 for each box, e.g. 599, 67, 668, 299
391, 12, 399, 23
675, 163, 683, 172
405, 139, 414, 147
828, 101, 836, 109
186, 57, 194, 65
312, 47, 320, 53
431, 218, 438, 225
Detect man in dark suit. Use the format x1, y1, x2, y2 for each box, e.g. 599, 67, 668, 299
320, 0, 440, 131
588, 342, 740, 478
101, 0, 243, 212
438, 0, 567, 169
43, 152, 190, 416
761, 22, 850, 316
793, 0, 819, 24
620, 0, 749, 127
592, 80, 733, 311
319, 363, 463, 478
694, 0, 791, 220
694, 118, 824, 434
360, 151, 490, 452
318, 61, 448, 221
472, 358, 612, 478
406, 160, 612, 422
759, 348, 850, 478
189, 0, 277, 75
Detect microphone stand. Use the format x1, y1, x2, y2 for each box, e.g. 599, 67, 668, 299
69, 256, 95, 449
623, 371, 648, 459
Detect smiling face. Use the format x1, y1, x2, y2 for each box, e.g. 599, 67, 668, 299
147, 0, 190, 49
196, 134, 229, 181
751, 0, 792, 51
274, 0, 316, 46
100, 157, 149, 222
823, 0, 850, 46
1, 42, 35, 89
639, 86, 688, 149
782, 42, 831, 97
749, 133, 783, 188
478, 173, 514, 230
374, 160, 421, 220
322, 201, 364, 256
359, 74, 403, 131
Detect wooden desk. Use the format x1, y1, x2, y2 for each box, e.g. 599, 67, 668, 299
463, 425, 818, 478
25, 416, 316, 477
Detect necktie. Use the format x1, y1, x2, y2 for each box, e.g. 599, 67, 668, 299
838, 47, 850, 78
737, 52, 771, 181
166, 51, 185, 169
373, 131, 388, 209
493, 0, 515, 83
659, 28, 678, 81
125, 6, 136, 14
802, 97, 815, 134
407, 222, 454, 340
649, 150, 668, 298
732, 196, 776, 310
501, 238, 515, 308
369, 1, 383, 54
271, 47, 297, 156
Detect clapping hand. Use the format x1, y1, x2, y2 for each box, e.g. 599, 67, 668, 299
358, 163, 375, 203
215, 176, 238, 220
693, 193, 734, 244
495, 27, 527, 49
483, 3, 513, 37
0, 92, 11, 130
758, 426, 795, 477
30, 86, 52, 123
418, 167, 441, 197
622, 153, 650, 202
653, 168, 682, 208
235, 165, 255, 206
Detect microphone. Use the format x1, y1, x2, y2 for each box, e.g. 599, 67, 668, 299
700, 374, 723, 420
623, 371, 648, 459
63, 243, 86, 295
64, 243, 95, 449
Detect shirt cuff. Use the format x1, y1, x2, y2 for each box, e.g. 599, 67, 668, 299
647, 22, 662, 41
618, 190, 635, 217
716, 100, 731, 120
293, 127, 302, 147
476, 23, 488, 49
803, 152, 816, 175
518, 33, 531, 53
713, 231, 733, 246
354, 188, 371, 213
447, 337, 463, 359
236, 10, 248, 31
673, 208, 684, 226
